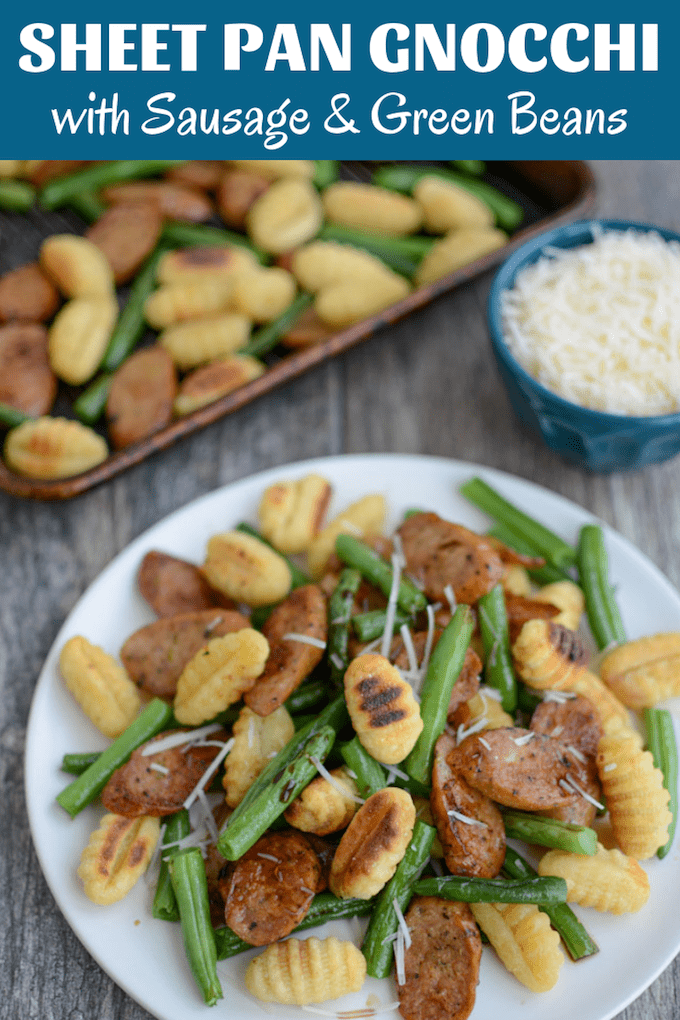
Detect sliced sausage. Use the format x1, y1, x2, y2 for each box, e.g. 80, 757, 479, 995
25, 160, 89, 186
245, 584, 327, 716
399, 896, 481, 1020
106, 345, 177, 449
505, 592, 560, 646
450, 727, 589, 811
166, 161, 225, 191
103, 181, 214, 222
530, 696, 603, 760
281, 306, 332, 348
100, 728, 228, 817
86, 203, 163, 284
0, 263, 60, 324
219, 831, 320, 945
397, 512, 504, 604
447, 646, 482, 717
430, 733, 505, 877
303, 833, 340, 893
217, 170, 270, 230
0, 322, 57, 416
138, 550, 237, 617
120, 608, 250, 700
530, 696, 603, 825
487, 535, 546, 569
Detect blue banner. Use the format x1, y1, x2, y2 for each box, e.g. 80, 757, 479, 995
1, 0, 676, 156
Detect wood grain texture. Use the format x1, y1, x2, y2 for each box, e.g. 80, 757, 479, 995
2, 161, 680, 1020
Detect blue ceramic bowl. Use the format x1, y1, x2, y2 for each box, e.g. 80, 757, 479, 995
487, 219, 680, 473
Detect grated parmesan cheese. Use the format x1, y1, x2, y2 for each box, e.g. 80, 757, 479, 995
283, 632, 327, 650
501, 227, 680, 416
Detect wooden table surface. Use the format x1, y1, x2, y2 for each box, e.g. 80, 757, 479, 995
2, 160, 679, 1020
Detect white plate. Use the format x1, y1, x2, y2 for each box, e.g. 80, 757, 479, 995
25, 454, 680, 1020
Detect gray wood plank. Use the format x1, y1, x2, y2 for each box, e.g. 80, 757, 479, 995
2, 160, 680, 1020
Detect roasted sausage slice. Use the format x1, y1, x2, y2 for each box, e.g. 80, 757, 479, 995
25, 160, 88, 186
0, 322, 57, 416
103, 181, 214, 222
120, 609, 250, 700
138, 550, 237, 617
430, 733, 505, 877
450, 727, 589, 811
217, 170, 270, 231
106, 345, 177, 449
530, 696, 603, 760
245, 584, 327, 716
100, 728, 228, 817
530, 696, 604, 825
281, 306, 332, 348
399, 896, 482, 1020
219, 831, 321, 945
86, 202, 163, 284
505, 592, 561, 646
166, 161, 225, 191
0, 263, 61, 324
397, 512, 504, 604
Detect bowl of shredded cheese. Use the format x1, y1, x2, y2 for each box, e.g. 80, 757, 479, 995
487, 219, 680, 472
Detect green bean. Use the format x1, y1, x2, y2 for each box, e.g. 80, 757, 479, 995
235, 521, 310, 588
335, 534, 427, 615
239, 292, 314, 358
100, 244, 170, 372
225, 694, 348, 828
292, 712, 317, 731
487, 521, 571, 585
341, 735, 386, 799
214, 892, 374, 960
217, 724, 336, 860
391, 773, 433, 799
362, 820, 436, 978
56, 698, 174, 817
405, 605, 474, 786
502, 810, 598, 855
68, 191, 107, 223
576, 525, 626, 650
516, 682, 543, 716
0, 179, 36, 211
502, 846, 598, 960
169, 848, 223, 1006
60, 751, 101, 775
313, 160, 340, 188
153, 810, 191, 922
414, 874, 568, 905
450, 160, 486, 176
328, 569, 362, 687
373, 166, 524, 232
73, 372, 113, 425
285, 679, 329, 715
249, 604, 274, 630
459, 477, 577, 571
0, 402, 31, 429
644, 707, 678, 858
402, 508, 425, 520
160, 221, 267, 263
351, 607, 412, 643
317, 223, 433, 277
477, 583, 517, 713
40, 160, 185, 210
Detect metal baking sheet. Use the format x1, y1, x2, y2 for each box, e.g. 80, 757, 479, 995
0, 160, 596, 500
